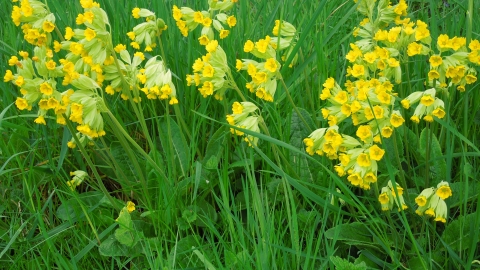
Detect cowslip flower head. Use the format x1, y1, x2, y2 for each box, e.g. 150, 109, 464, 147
226, 102, 261, 147
187, 40, 232, 100
67, 170, 88, 190
378, 180, 408, 211
415, 181, 452, 223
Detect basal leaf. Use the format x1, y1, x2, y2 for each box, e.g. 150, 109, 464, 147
160, 119, 189, 177
419, 128, 447, 185
442, 212, 480, 251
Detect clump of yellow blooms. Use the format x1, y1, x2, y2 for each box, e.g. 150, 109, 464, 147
6, 0, 177, 144
186, 40, 234, 100
415, 181, 452, 223
11, 0, 57, 46
67, 170, 88, 190
127, 8, 167, 52
226, 102, 261, 147
172, 0, 237, 40
237, 20, 298, 102
378, 180, 408, 211
309, 0, 461, 218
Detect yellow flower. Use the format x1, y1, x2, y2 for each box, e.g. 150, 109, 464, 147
357, 153, 371, 167
381, 126, 393, 138
369, 145, 385, 161
4, 70, 14, 82
64, 27, 74, 40
232, 101, 244, 114
244, 40, 254, 52
83, 11, 94, 24
347, 173, 362, 186
466, 74, 477, 84
42, 21, 55, 33
198, 35, 209, 45
227, 15, 237, 27
468, 39, 480, 51
134, 52, 145, 60
172, 5, 182, 21
407, 42, 422, 56
203, 65, 214, 77
131, 41, 140, 49
432, 108, 445, 118
351, 64, 365, 78
45, 60, 56, 70
132, 7, 141, 18
34, 116, 46, 125
202, 17, 212, 27
114, 44, 126, 53
15, 97, 29, 110
15, 76, 24, 86
84, 28, 96, 41
356, 125, 371, 142
436, 182, 452, 200
206, 40, 218, 53
40, 82, 54, 95
390, 113, 405, 127
219, 29, 230, 39
193, 11, 204, 23
420, 95, 434, 106
428, 69, 440, 80
429, 55, 442, 67
410, 115, 420, 123
126, 201, 136, 212
437, 34, 450, 49
378, 192, 389, 206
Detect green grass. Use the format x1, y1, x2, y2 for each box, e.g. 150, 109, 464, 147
1, 0, 479, 269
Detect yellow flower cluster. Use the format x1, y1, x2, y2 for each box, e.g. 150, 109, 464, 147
67, 170, 88, 190
127, 8, 167, 52
236, 57, 280, 102
415, 181, 452, 223
140, 57, 178, 104
172, 1, 237, 40
236, 20, 297, 102
378, 180, 408, 211
11, 0, 57, 46
186, 40, 232, 100
401, 88, 446, 123
320, 77, 403, 141
424, 34, 478, 92
226, 102, 261, 147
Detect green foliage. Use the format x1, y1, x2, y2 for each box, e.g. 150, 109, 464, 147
0, 0, 479, 269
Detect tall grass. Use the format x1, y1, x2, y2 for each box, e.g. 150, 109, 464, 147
0, 0, 479, 269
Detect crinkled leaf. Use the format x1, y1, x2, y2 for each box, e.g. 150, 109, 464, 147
203, 126, 228, 169
442, 212, 480, 251
159, 120, 189, 177
325, 222, 372, 243
290, 108, 316, 183
419, 128, 446, 185
330, 256, 367, 270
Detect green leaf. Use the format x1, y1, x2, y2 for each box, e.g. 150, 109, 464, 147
407, 257, 428, 270
99, 235, 140, 257
168, 235, 210, 268
442, 212, 480, 251
160, 119, 189, 177
325, 222, 372, 243
114, 208, 139, 247
419, 128, 447, 185
203, 126, 228, 169
56, 191, 106, 221
330, 256, 367, 270
289, 107, 316, 183
448, 181, 479, 207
